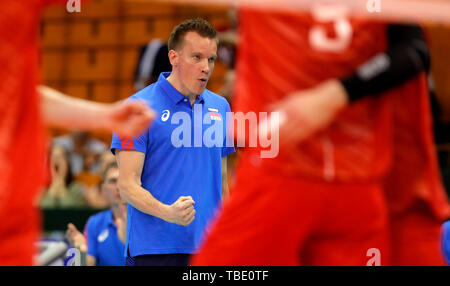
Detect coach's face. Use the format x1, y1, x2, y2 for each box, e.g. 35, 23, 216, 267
172, 31, 217, 96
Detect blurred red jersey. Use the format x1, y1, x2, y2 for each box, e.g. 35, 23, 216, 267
233, 9, 392, 182
383, 75, 450, 219
0, 0, 65, 265
233, 8, 449, 217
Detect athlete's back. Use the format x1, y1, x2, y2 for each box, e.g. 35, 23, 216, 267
233, 8, 392, 182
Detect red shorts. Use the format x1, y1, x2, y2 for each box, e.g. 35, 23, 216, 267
192, 161, 390, 266
388, 201, 446, 266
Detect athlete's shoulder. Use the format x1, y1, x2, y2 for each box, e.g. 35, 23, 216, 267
87, 210, 111, 230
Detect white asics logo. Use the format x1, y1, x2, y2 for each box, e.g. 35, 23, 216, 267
98, 229, 109, 243
161, 110, 170, 122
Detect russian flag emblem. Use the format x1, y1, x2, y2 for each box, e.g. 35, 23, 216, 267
209, 112, 222, 121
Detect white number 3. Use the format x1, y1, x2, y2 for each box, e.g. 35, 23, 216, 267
309, 5, 353, 52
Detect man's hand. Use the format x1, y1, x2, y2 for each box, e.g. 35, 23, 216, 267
268, 79, 349, 147
65, 223, 87, 253
105, 100, 156, 137
165, 196, 196, 226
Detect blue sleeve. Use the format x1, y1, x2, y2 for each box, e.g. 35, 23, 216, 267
222, 101, 235, 157
84, 217, 97, 258
110, 97, 150, 155
111, 130, 148, 155
442, 221, 450, 266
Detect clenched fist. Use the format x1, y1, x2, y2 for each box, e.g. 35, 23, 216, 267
165, 196, 196, 226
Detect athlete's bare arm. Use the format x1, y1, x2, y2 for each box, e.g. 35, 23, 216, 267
39, 85, 155, 137
270, 80, 348, 147
116, 150, 196, 226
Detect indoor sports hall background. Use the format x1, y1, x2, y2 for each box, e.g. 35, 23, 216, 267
35, 0, 450, 265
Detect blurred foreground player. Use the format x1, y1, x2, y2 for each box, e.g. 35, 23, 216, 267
0, 1, 154, 265
193, 7, 449, 265
382, 43, 450, 264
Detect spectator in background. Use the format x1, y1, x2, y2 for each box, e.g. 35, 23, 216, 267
83, 151, 116, 209
53, 130, 107, 178
134, 39, 172, 91
99, 150, 117, 174
40, 145, 86, 209
53, 131, 109, 201
65, 162, 126, 266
